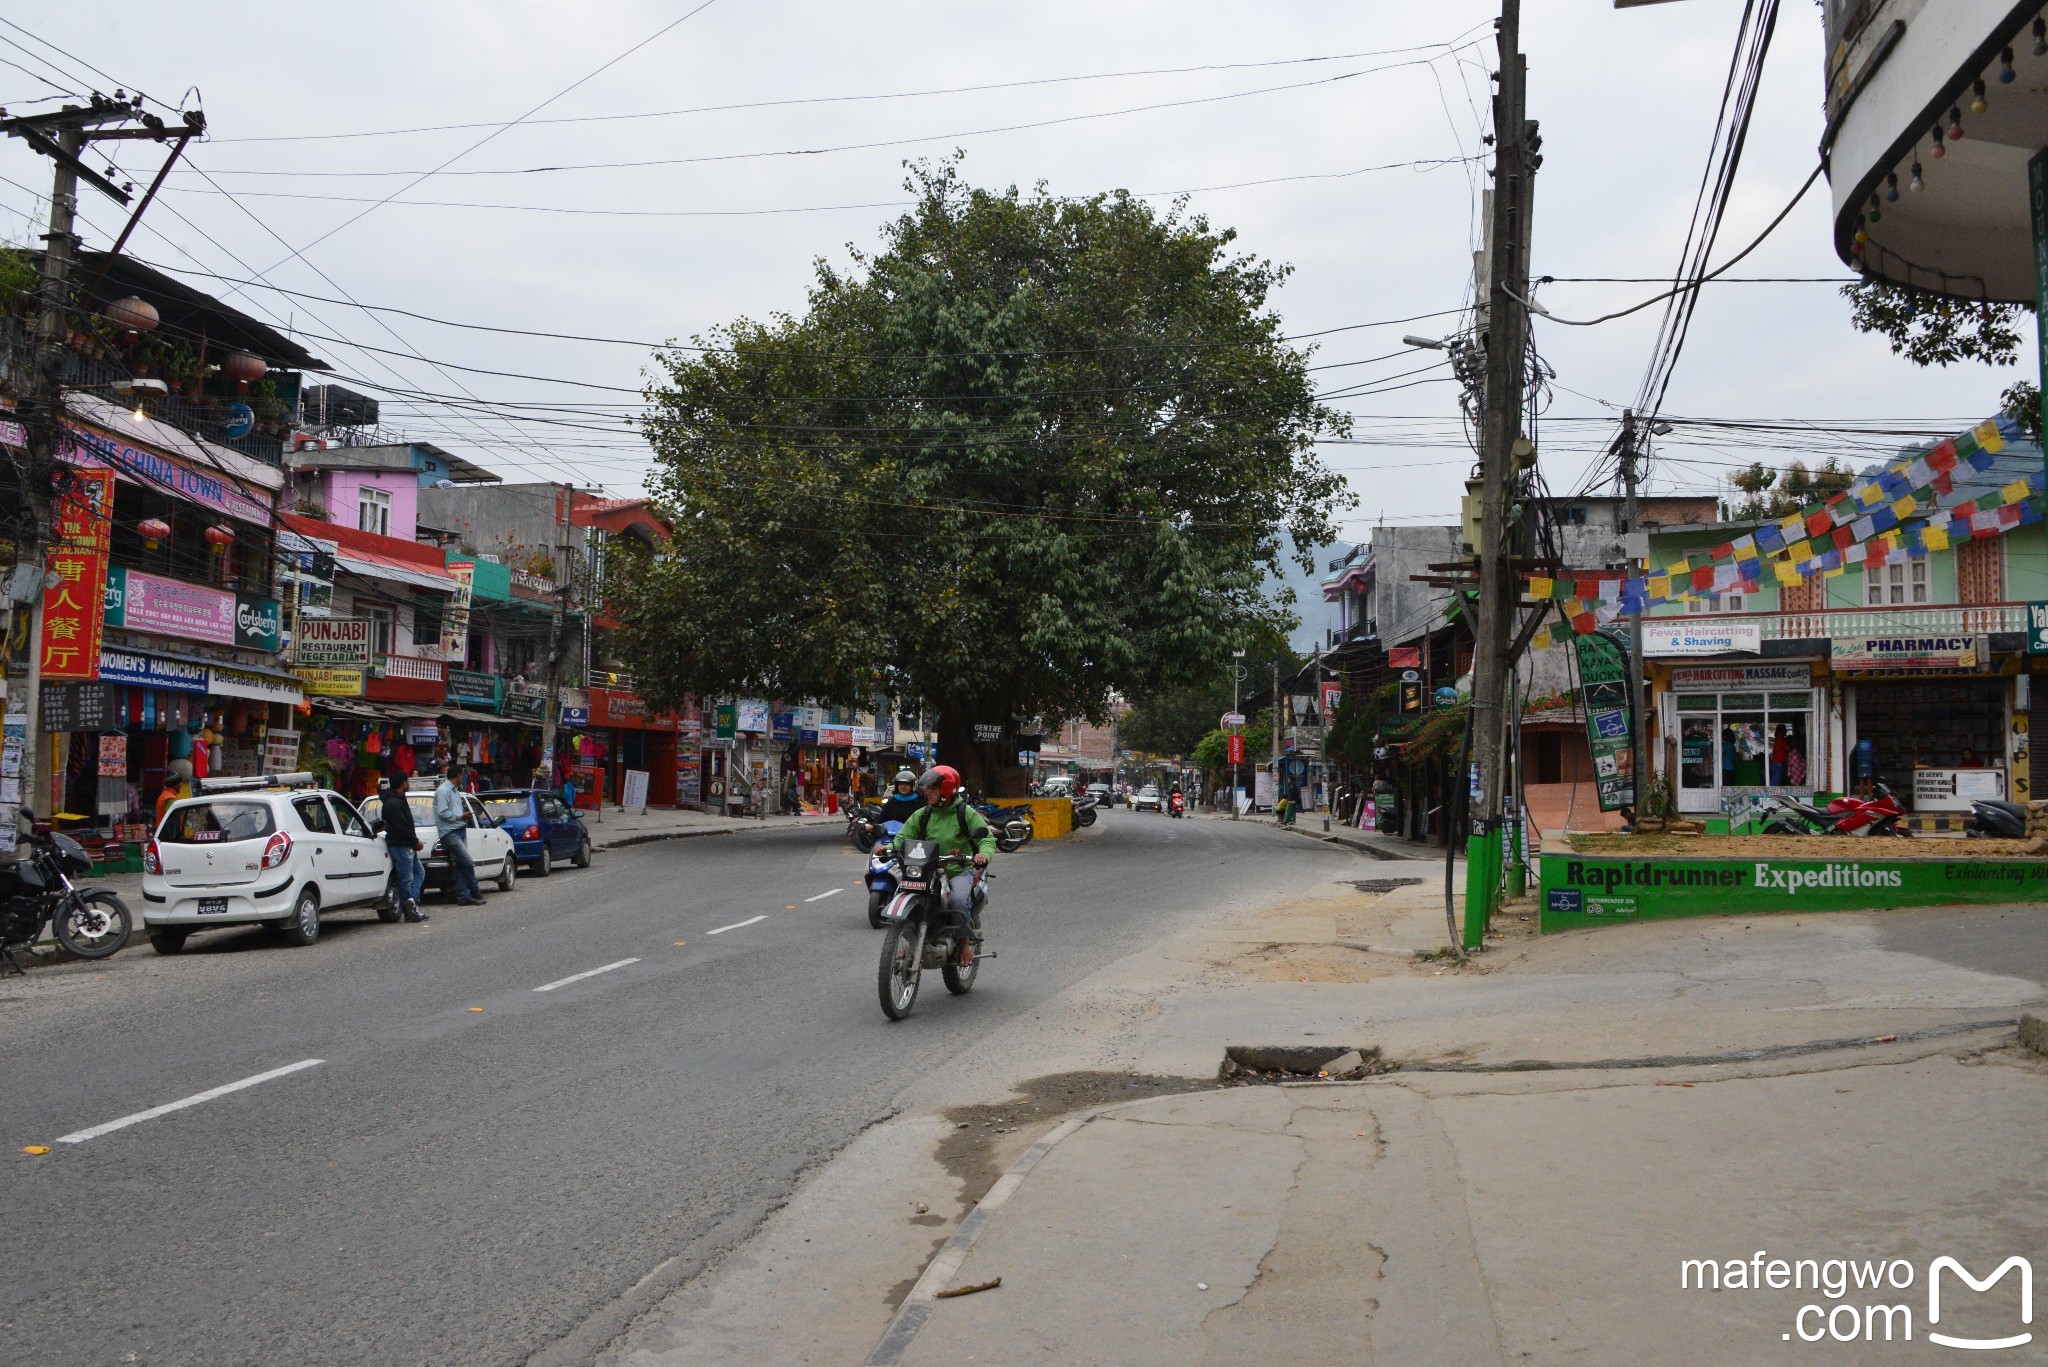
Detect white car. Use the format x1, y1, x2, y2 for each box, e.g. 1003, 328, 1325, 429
142, 774, 395, 954
1132, 785, 1163, 812
372, 783, 518, 902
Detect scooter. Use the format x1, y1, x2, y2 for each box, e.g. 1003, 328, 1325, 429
1964, 799, 2028, 839
864, 820, 906, 927
1168, 791, 1185, 818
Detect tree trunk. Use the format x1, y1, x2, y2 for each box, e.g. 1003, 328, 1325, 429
934, 706, 1032, 798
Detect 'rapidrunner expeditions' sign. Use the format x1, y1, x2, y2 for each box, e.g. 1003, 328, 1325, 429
1540, 853, 2048, 931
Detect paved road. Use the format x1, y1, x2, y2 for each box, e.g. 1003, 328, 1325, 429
1877, 898, 2048, 985
0, 811, 1340, 1366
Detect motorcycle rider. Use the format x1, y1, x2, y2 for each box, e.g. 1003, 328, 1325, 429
874, 768, 926, 831
889, 765, 995, 933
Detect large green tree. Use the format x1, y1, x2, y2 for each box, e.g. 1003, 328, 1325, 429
618, 162, 1352, 792
1116, 623, 1299, 760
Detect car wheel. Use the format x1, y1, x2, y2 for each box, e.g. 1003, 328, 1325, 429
147, 927, 188, 955
498, 853, 516, 892
375, 872, 403, 923
278, 885, 321, 947
534, 845, 553, 877
572, 837, 593, 869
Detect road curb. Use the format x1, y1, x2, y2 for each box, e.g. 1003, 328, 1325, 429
863, 1086, 1218, 1366
596, 828, 738, 851
1286, 825, 1450, 863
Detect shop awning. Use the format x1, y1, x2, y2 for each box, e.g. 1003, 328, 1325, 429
333, 554, 457, 593
317, 699, 445, 722
280, 513, 456, 595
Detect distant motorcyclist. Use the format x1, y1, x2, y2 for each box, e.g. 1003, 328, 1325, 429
890, 765, 995, 926
874, 768, 926, 832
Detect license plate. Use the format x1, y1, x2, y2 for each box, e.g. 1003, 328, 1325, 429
899, 880, 926, 891
197, 896, 229, 915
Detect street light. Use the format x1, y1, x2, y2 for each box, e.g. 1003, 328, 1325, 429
1401, 334, 1446, 350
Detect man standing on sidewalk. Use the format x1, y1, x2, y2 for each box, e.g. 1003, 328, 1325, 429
433, 766, 484, 906
377, 776, 428, 924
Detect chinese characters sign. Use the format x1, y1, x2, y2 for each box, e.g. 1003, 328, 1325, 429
39, 468, 113, 680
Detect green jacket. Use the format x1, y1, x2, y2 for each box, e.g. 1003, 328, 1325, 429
892, 799, 996, 862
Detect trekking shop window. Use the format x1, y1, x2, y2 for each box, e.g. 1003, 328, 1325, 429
1676, 690, 1813, 801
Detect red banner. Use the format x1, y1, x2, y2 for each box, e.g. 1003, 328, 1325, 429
1226, 733, 1245, 764
1388, 647, 1421, 669
38, 467, 113, 680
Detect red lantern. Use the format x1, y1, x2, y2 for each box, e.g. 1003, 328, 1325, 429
137, 517, 171, 548
221, 351, 267, 385
204, 523, 237, 547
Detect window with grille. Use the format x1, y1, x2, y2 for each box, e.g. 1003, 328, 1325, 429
1687, 590, 1744, 614
1864, 560, 1929, 606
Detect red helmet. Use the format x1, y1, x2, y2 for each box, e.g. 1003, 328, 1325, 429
918, 765, 962, 802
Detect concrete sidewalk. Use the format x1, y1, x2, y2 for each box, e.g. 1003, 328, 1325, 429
874, 1034, 2047, 1366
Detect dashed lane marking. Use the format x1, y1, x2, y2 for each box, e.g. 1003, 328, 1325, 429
707, 914, 767, 935
804, 888, 844, 902
57, 1059, 325, 1144
534, 958, 641, 993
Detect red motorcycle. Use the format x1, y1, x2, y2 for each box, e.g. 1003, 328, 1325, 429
1759, 783, 1911, 837
1168, 791, 1185, 819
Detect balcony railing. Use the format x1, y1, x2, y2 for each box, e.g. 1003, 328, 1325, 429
1699, 602, 2028, 641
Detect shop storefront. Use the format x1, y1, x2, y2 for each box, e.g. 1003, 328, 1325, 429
585, 685, 679, 809
1835, 632, 2011, 808
1660, 662, 1825, 820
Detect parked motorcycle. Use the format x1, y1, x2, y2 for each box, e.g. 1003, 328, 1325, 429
1168, 791, 1185, 819
863, 819, 907, 927
973, 800, 1034, 853
876, 836, 991, 1020
1759, 783, 1910, 837
0, 810, 132, 968
1964, 798, 2028, 839
846, 802, 887, 853
1072, 793, 1098, 828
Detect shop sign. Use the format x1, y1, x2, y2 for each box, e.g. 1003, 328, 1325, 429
207, 666, 303, 705
714, 703, 737, 739
1226, 733, 1245, 764
39, 466, 114, 681
1642, 620, 1762, 657
39, 683, 114, 733
97, 732, 127, 777
875, 714, 895, 746
851, 725, 877, 747
820, 725, 853, 747
97, 648, 209, 693
1913, 767, 2008, 809
1320, 681, 1342, 723
64, 423, 272, 525
799, 705, 825, 730
295, 667, 366, 697
1541, 852, 2048, 932
1573, 632, 1635, 811
442, 562, 474, 658
1388, 646, 1422, 669
1831, 634, 1983, 672
972, 722, 1005, 744
2028, 602, 2048, 655
448, 668, 500, 706
1669, 664, 1814, 692
770, 710, 795, 741
102, 566, 279, 652
736, 698, 771, 733
505, 686, 549, 721
407, 724, 440, 745
797, 728, 819, 745
560, 706, 589, 727
293, 617, 373, 667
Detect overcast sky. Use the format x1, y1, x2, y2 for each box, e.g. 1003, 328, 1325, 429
0, 2, 2022, 641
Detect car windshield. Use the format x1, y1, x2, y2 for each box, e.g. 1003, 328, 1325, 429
480, 796, 535, 819
160, 801, 276, 843
1139, 787, 1159, 796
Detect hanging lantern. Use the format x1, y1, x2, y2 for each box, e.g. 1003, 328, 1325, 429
104, 296, 159, 333
221, 351, 267, 387
137, 516, 170, 548
204, 523, 237, 547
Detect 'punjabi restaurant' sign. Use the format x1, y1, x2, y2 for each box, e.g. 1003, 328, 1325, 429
1541, 853, 2048, 932
293, 617, 373, 668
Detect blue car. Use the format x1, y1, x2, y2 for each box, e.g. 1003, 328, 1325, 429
479, 789, 593, 877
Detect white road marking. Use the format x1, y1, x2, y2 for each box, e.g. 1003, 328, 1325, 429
57, 1059, 324, 1144
804, 888, 843, 902
533, 957, 641, 993
707, 914, 767, 935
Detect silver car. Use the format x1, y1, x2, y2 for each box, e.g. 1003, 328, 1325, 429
1132, 785, 1163, 812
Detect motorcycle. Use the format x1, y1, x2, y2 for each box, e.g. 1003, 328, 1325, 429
0, 809, 132, 969
1758, 783, 1910, 837
973, 800, 1034, 853
1964, 798, 2028, 839
876, 837, 991, 1020
1072, 793, 1098, 828
846, 802, 887, 853
1168, 791, 1185, 819
863, 819, 907, 927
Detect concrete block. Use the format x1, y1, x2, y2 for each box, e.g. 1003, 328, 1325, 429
2019, 1013, 2048, 1058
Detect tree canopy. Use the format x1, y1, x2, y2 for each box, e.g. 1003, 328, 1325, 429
617, 161, 1352, 791
1724, 458, 1852, 521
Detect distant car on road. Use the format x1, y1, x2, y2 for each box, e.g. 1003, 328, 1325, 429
1086, 782, 1114, 807
1132, 785, 1163, 812
479, 788, 593, 876
142, 774, 395, 953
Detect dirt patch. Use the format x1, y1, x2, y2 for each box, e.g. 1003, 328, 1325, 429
934, 1071, 1216, 1222
1349, 878, 1424, 896
1567, 832, 2036, 859
1227, 939, 1392, 982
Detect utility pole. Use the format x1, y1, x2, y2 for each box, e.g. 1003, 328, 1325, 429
1231, 649, 1245, 819
1616, 409, 1650, 821
3, 95, 191, 836
1465, 0, 1536, 948
536, 482, 573, 790
1271, 659, 1283, 820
